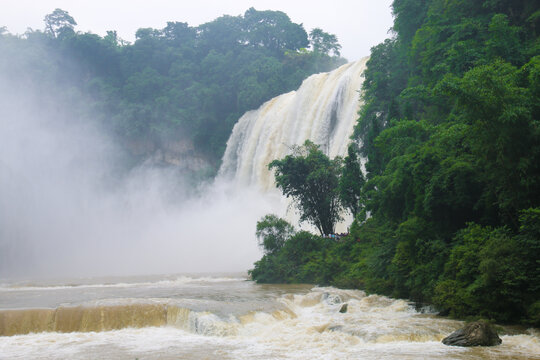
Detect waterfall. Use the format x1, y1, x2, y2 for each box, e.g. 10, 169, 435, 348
219, 58, 368, 191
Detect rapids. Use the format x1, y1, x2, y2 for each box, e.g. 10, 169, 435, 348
0, 275, 538, 360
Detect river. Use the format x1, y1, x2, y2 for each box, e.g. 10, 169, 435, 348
0, 274, 538, 359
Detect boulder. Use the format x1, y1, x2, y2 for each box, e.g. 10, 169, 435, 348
442, 321, 502, 347
339, 303, 348, 313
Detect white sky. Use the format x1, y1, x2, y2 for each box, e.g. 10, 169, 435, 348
1, 0, 394, 61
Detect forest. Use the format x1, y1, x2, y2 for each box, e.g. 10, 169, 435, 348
250, 0, 540, 327
0, 8, 344, 173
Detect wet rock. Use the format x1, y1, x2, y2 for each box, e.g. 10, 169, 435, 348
322, 293, 342, 305
327, 325, 343, 332
442, 321, 502, 347
339, 303, 348, 313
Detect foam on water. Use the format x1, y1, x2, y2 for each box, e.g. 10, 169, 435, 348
1, 283, 539, 360
0, 275, 245, 292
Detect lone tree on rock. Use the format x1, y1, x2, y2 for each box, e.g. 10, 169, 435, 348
269, 140, 343, 236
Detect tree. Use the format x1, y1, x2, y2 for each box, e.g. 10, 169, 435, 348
309, 28, 341, 56
243, 8, 309, 55
391, 0, 429, 44
44, 8, 77, 38
269, 140, 343, 235
162, 21, 195, 46
196, 15, 244, 53
256, 214, 295, 254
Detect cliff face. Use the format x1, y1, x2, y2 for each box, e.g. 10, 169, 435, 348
123, 137, 214, 175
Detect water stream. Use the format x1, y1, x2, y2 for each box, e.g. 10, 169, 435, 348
0, 274, 538, 360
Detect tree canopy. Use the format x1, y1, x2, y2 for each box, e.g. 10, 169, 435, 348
256, 214, 295, 254
44, 8, 77, 38
309, 28, 342, 57
338, 144, 365, 218
269, 140, 343, 236
350, 0, 540, 325
251, 0, 540, 327
0, 8, 346, 174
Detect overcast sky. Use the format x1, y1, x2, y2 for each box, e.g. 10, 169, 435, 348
1, 0, 394, 61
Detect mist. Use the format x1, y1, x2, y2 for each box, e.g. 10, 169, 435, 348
0, 71, 279, 280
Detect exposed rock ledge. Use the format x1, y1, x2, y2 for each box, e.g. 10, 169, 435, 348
442, 320, 502, 347
123, 137, 213, 173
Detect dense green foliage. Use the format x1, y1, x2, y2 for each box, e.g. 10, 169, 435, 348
338, 144, 366, 219
256, 214, 295, 254
269, 141, 343, 235
249, 228, 332, 284
0, 8, 345, 168
251, 0, 540, 326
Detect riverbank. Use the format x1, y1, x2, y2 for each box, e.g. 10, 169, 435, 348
249, 222, 540, 328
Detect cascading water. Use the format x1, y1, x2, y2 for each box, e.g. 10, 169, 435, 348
219, 58, 369, 191
1, 275, 538, 359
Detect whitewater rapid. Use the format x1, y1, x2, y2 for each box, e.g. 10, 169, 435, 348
0, 275, 539, 360
219, 58, 368, 191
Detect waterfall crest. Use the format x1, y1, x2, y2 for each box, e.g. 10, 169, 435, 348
219, 58, 368, 191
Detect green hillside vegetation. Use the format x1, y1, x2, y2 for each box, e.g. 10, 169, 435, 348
0, 8, 345, 170
250, 0, 540, 326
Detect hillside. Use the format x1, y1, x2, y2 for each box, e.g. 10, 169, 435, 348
250, 0, 540, 326
0, 8, 345, 177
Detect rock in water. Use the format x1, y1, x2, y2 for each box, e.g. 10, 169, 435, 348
339, 303, 348, 313
442, 321, 502, 347
322, 293, 342, 305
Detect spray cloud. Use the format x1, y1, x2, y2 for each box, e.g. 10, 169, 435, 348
0, 67, 273, 279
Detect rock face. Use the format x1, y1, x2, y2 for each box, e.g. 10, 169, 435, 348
124, 137, 213, 173
442, 321, 502, 347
